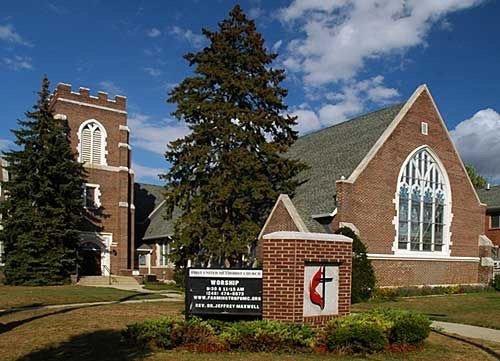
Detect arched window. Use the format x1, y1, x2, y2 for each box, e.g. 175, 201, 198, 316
78, 120, 107, 165
395, 147, 451, 254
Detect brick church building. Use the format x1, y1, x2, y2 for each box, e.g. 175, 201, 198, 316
0, 83, 174, 278
0, 83, 497, 286
260, 85, 496, 287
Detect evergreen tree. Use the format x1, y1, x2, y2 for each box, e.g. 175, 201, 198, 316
335, 227, 376, 303
163, 5, 306, 267
465, 164, 487, 189
0, 76, 86, 285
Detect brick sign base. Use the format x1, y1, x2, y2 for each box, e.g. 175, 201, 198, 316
261, 231, 352, 327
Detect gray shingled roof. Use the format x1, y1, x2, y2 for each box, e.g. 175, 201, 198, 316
135, 183, 177, 241
133, 104, 404, 237
478, 185, 500, 209
287, 104, 404, 232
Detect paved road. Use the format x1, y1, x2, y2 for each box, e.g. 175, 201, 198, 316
433, 321, 500, 343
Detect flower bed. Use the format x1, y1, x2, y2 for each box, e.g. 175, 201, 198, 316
123, 309, 431, 354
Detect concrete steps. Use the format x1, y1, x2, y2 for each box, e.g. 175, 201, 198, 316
78, 275, 140, 287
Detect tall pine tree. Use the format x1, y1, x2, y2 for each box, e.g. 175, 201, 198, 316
0, 76, 86, 285
163, 5, 306, 267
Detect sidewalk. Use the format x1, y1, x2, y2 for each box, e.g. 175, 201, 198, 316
433, 321, 500, 343
0, 293, 183, 315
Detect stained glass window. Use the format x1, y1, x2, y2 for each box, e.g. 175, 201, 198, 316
397, 148, 449, 252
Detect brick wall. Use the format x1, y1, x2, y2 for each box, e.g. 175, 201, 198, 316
485, 212, 500, 247
335, 88, 486, 285
51, 83, 135, 274
261, 231, 352, 327
372, 259, 479, 287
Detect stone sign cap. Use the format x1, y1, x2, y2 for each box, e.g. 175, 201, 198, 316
262, 231, 352, 243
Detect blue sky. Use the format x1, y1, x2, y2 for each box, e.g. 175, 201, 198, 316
1, 0, 500, 184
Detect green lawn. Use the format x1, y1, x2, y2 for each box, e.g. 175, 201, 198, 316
0, 285, 165, 310
143, 282, 182, 293
0, 301, 495, 361
353, 291, 500, 329
1, 288, 499, 360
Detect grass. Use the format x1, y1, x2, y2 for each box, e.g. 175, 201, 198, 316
353, 291, 500, 329
143, 282, 182, 292
0, 285, 165, 310
0, 301, 496, 361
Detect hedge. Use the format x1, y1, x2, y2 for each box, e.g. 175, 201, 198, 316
123, 309, 431, 354
373, 284, 493, 301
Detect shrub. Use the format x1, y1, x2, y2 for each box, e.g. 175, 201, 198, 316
321, 309, 430, 354
374, 309, 431, 345
373, 284, 492, 301
173, 267, 187, 290
171, 317, 216, 346
335, 227, 376, 303
492, 274, 500, 291
123, 318, 177, 349
322, 315, 388, 354
124, 310, 430, 354
220, 320, 315, 352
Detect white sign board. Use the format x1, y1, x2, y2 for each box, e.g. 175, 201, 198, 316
303, 264, 339, 317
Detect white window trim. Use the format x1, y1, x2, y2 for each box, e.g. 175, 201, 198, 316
421, 121, 428, 135
77, 119, 108, 166
156, 242, 173, 268
84, 183, 102, 209
392, 145, 453, 257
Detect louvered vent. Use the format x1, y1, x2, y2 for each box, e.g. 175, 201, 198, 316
92, 128, 102, 164
81, 127, 92, 163
80, 122, 105, 165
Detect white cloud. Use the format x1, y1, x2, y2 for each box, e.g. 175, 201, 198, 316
290, 109, 321, 134
133, 162, 164, 182
128, 113, 190, 155
147, 27, 161, 38
280, 0, 482, 85
98, 81, 124, 96
0, 24, 32, 46
451, 108, 500, 182
144, 67, 162, 77
293, 76, 399, 133
0, 138, 13, 152
169, 26, 205, 48
2, 56, 33, 71
272, 40, 283, 52
249, 7, 264, 19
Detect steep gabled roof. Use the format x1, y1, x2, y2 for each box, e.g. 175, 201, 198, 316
287, 104, 404, 232
134, 183, 177, 241
133, 105, 404, 236
478, 185, 500, 210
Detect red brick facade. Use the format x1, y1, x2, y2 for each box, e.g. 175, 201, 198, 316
262, 86, 491, 287
485, 212, 500, 247
334, 88, 486, 286
261, 232, 352, 327
51, 83, 135, 276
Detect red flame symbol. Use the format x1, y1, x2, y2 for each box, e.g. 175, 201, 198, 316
309, 266, 333, 310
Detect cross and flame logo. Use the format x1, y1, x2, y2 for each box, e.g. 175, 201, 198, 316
308, 266, 334, 310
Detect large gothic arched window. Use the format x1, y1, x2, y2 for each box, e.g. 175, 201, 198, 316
78, 120, 107, 165
396, 147, 451, 254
